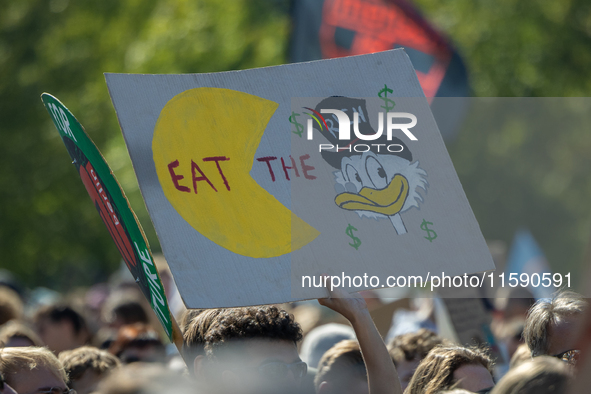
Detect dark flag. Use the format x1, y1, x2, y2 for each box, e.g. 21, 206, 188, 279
290, 0, 470, 141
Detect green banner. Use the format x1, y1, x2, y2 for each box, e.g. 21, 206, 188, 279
41, 93, 174, 340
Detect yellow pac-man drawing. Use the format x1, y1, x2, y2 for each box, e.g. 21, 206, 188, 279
153, 87, 319, 258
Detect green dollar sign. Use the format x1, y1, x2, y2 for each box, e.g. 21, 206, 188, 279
378, 84, 395, 112
420, 219, 437, 242
289, 111, 303, 138
346, 224, 362, 250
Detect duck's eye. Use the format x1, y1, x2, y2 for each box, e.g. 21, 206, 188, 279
345, 164, 363, 192
366, 156, 388, 189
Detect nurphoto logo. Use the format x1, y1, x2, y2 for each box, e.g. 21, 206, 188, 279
303, 102, 418, 153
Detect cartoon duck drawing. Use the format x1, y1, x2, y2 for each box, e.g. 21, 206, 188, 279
312, 96, 428, 234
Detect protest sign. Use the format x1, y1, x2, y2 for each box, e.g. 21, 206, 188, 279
439, 287, 505, 367
41, 94, 182, 347
105, 49, 494, 308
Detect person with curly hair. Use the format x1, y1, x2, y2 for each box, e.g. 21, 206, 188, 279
189, 305, 304, 394
187, 285, 403, 394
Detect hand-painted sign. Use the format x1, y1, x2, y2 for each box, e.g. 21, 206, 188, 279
41, 94, 178, 343
105, 49, 494, 308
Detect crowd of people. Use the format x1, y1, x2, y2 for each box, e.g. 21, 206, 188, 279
0, 266, 586, 394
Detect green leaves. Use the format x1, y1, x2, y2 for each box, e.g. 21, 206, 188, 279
0, 0, 290, 289
2, 0, 591, 290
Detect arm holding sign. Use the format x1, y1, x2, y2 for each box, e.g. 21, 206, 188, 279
318, 286, 403, 394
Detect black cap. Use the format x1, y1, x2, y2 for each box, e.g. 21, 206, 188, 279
311, 96, 412, 169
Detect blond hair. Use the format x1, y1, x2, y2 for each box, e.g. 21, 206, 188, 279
509, 343, 531, 370
406, 346, 494, 394
523, 290, 587, 357
0, 346, 67, 384
490, 356, 571, 394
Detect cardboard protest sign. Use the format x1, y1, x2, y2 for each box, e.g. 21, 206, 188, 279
105, 49, 494, 308
41, 94, 181, 346
439, 287, 505, 367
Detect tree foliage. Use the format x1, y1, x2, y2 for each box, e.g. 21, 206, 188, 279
0, 0, 290, 289
1, 0, 590, 290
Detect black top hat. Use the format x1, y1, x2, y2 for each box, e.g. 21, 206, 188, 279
312, 96, 412, 169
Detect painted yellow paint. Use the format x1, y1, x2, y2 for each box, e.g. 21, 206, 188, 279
153, 87, 319, 258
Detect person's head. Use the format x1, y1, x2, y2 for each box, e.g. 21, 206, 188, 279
493, 317, 525, 359
490, 356, 572, 394
193, 305, 304, 394
508, 343, 531, 370
34, 303, 90, 354
0, 346, 69, 393
59, 346, 121, 394
182, 308, 218, 373
387, 329, 450, 392
0, 287, 22, 327
300, 323, 356, 369
96, 362, 193, 394
0, 320, 44, 348
108, 323, 165, 364
102, 296, 150, 329
406, 346, 495, 394
314, 340, 367, 394
523, 290, 587, 360
180, 309, 205, 335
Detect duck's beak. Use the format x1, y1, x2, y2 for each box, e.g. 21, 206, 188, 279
334, 174, 409, 216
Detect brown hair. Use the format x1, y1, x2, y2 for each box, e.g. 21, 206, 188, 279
490, 356, 571, 394
0, 320, 43, 347
0, 287, 23, 326
108, 323, 163, 358
406, 346, 494, 394
102, 296, 150, 327
523, 290, 587, 357
314, 340, 366, 392
59, 346, 120, 383
202, 305, 302, 359
388, 329, 450, 366
0, 346, 67, 384
182, 309, 215, 358
34, 303, 89, 337
181, 308, 219, 373
179, 309, 205, 335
